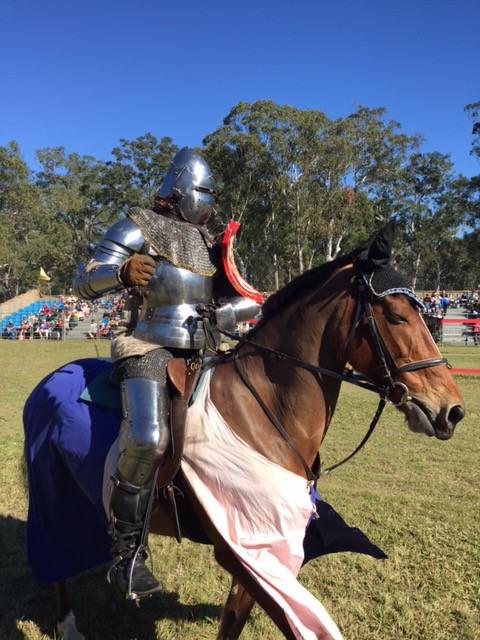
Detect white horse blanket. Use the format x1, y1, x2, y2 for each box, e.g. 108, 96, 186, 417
104, 370, 343, 640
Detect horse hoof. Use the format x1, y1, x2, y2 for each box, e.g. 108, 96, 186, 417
56, 610, 86, 640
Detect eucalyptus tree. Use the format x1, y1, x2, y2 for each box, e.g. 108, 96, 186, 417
445, 102, 480, 289
394, 152, 462, 290
0, 209, 22, 301
204, 101, 303, 290
465, 102, 480, 286
31, 135, 178, 293
461, 102, 480, 233
0, 143, 47, 299
313, 106, 421, 261
465, 101, 480, 160
34, 147, 109, 290
104, 133, 178, 212
205, 100, 358, 288
205, 101, 420, 291
415, 102, 480, 290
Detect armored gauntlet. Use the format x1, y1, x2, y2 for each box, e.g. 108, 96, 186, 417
120, 254, 156, 287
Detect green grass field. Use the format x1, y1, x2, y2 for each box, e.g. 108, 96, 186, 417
0, 341, 478, 640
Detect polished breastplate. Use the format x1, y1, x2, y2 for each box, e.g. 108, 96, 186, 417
134, 258, 214, 349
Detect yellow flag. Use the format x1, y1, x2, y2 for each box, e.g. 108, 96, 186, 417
39, 266, 51, 281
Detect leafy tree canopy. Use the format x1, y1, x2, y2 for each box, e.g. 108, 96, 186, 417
0, 101, 478, 302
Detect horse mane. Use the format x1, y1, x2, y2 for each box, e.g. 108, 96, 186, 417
253, 247, 363, 330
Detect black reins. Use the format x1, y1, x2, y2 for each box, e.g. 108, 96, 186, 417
230, 273, 449, 478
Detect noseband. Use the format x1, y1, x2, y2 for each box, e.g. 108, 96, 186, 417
230, 269, 449, 477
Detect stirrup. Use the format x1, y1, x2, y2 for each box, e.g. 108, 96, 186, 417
107, 545, 161, 601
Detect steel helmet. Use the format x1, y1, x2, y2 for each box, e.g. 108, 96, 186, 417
158, 147, 215, 224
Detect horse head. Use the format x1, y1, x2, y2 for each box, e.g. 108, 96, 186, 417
346, 221, 465, 440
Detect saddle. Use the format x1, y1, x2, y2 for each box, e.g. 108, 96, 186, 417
149, 358, 201, 542
158, 358, 201, 489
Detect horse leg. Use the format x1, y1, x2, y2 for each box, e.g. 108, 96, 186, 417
53, 581, 86, 640
54, 580, 70, 621
213, 546, 297, 640
216, 578, 255, 640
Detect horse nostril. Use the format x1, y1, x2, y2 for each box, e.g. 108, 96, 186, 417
448, 404, 465, 426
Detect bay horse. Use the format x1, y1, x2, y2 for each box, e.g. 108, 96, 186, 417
23, 223, 464, 640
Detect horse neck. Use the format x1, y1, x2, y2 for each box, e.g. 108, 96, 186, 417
247, 266, 355, 455
255, 265, 354, 369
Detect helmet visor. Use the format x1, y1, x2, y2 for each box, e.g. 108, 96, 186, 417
181, 186, 215, 224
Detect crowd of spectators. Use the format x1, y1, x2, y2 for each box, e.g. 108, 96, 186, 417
464, 290, 480, 318
422, 291, 466, 317
84, 294, 125, 340
3, 287, 480, 343
421, 288, 480, 345
422, 290, 480, 315
461, 290, 480, 345
415, 288, 480, 345
2, 301, 66, 340
1, 294, 125, 340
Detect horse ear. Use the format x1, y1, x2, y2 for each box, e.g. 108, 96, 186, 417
365, 219, 396, 271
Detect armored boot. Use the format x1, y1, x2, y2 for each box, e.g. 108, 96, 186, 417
107, 473, 162, 600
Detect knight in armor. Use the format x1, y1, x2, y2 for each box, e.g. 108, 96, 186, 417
73, 148, 260, 600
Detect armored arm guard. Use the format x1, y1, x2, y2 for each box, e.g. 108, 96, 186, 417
73, 218, 146, 300
214, 297, 261, 332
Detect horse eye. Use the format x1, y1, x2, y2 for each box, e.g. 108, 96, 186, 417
388, 312, 408, 324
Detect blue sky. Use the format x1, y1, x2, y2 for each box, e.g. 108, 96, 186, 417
1, 0, 479, 176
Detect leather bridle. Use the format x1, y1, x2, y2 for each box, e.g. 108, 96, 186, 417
343, 273, 448, 407
230, 270, 449, 477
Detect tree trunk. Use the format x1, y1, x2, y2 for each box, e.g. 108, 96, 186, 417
307, 249, 317, 270
435, 263, 442, 292
297, 243, 304, 274
412, 253, 422, 290
325, 218, 335, 262
331, 234, 344, 261
269, 209, 280, 290
272, 253, 280, 291
294, 191, 304, 273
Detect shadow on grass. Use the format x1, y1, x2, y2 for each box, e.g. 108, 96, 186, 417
0, 515, 221, 640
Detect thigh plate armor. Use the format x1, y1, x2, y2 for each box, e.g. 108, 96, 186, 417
116, 348, 172, 485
